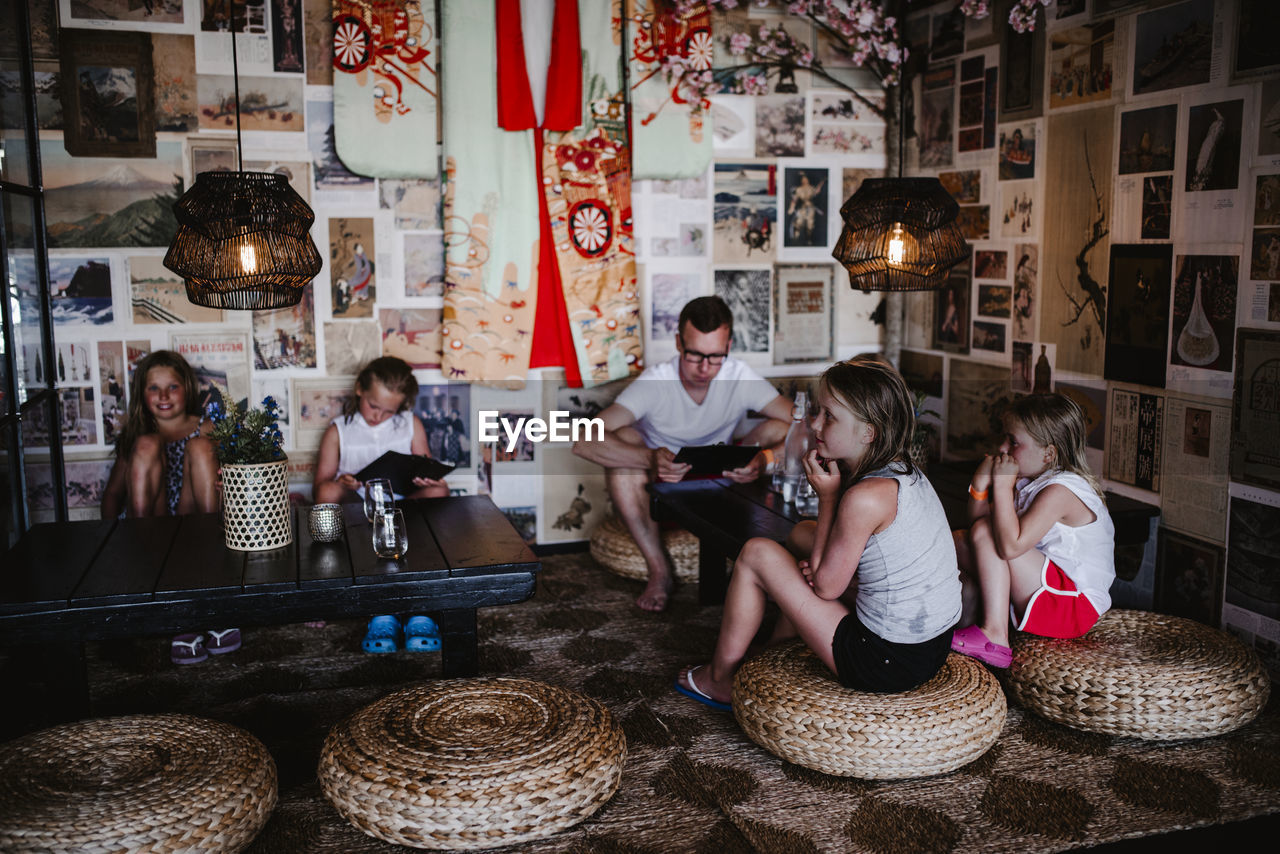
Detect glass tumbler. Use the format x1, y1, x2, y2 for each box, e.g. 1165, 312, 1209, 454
372, 509, 408, 560
363, 478, 395, 522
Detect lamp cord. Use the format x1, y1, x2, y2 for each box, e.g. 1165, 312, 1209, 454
230, 0, 243, 172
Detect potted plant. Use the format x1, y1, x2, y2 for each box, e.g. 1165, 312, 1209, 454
209, 396, 292, 551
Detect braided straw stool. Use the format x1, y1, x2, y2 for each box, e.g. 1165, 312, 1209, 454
318, 678, 626, 850
732, 642, 1006, 779
1008, 609, 1271, 740
0, 714, 277, 853
589, 514, 699, 582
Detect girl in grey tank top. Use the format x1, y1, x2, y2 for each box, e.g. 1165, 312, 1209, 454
675, 358, 963, 710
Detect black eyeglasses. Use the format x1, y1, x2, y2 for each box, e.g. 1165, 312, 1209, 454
680, 348, 728, 366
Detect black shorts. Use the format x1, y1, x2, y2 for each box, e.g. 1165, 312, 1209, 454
831, 613, 952, 693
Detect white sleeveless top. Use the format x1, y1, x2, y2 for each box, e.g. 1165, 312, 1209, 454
1014, 469, 1115, 616
334, 411, 415, 492
854, 465, 962, 644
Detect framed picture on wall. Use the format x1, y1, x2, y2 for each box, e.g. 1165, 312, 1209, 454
1155, 528, 1224, 627
774, 264, 834, 364
58, 29, 155, 158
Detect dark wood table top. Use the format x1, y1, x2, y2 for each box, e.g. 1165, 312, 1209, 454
0, 496, 539, 630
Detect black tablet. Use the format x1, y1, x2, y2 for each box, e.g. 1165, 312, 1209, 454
355, 451, 455, 496
672, 444, 760, 476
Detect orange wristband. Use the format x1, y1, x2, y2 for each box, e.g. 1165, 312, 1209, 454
761, 447, 775, 467
968, 483, 989, 501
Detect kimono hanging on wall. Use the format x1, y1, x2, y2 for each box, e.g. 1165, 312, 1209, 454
626, 0, 714, 180
332, 0, 439, 178
441, 0, 643, 388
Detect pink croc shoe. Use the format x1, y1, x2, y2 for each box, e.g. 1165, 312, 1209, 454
950, 625, 1012, 668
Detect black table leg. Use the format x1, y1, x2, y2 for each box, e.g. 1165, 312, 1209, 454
699, 543, 731, 605
437, 608, 478, 677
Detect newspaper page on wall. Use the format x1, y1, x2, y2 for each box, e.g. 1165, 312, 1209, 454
1107, 386, 1164, 493
773, 264, 834, 364
1160, 394, 1230, 543
1223, 481, 1280, 675
1230, 328, 1280, 490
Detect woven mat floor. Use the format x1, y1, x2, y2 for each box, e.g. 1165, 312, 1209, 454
5, 552, 1279, 853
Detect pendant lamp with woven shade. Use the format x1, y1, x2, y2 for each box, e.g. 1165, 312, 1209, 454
832, 176, 971, 292
831, 68, 970, 292
163, 3, 321, 310
165, 171, 322, 310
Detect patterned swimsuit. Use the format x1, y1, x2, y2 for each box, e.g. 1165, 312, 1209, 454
163, 416, 204, 515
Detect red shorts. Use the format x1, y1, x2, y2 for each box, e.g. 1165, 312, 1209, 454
1014, 557, 1100, 639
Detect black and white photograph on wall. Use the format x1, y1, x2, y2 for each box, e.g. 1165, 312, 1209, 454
714, 268, 772, 353
1141, 176, 1173, 239
415, 384, 471, 468
1226, 490, 1280, 620
782, 167, 829, 249
1258, 78, 1280, 158
1231, 0, 1280, 82
1251, 229, 1280, 280
1118, 104, 1177, 174
1255, 175, 1280, 226
754, 95, 805, 158
1185, 99, 1244, 192
1155, 529, 1223, 627
918, 86, 954, 168
1230, 329, 1280, 491
1170, 254, 1237, 376
1105, 243, 1172, 388
713, 162, 777, 264
932, 273, 970, 354
1131, 0, 1214, 96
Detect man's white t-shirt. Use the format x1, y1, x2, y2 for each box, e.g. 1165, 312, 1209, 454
612, 356, 780, 450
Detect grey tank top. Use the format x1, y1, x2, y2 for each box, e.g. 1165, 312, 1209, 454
853, 464, 962, 644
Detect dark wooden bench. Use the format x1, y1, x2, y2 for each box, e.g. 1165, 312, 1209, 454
0, 496, 540, 724
650, 463, 1159, 604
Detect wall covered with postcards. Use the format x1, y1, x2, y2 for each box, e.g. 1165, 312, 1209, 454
13, 0, 886, 551
898, 0, 1279, 671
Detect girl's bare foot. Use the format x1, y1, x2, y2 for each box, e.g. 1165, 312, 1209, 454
676, 664, 732, 707
636, 574, 673, 612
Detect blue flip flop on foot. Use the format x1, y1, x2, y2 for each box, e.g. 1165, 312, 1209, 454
363, 615, 401, 654
404, 615, 441, 652
673, 665, 731, 711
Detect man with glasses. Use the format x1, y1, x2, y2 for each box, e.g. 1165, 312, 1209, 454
573, 297, 793, 612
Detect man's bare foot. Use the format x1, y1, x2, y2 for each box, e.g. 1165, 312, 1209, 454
636, 574, 673, 612
676, 664, 732, 707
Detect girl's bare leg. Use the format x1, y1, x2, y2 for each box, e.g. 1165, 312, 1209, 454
768, 521, 819, 644
679, 536, 849, 704
968, 517, 1045, 646
177, 436, 221, 514
127, 435, 165, 518
954, 529, 982, 629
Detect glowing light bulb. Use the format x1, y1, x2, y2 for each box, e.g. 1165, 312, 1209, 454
887, 223, 905, 265
239, 242, 257, 274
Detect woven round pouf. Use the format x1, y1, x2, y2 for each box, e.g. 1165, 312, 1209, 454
0, 714, 277, 853
732, 642, 1006, 779
318, 678, 626, 850
589, 514, 699, 582
1008, 609, 1271, 740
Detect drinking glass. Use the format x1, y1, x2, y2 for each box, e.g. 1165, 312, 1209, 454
363, 478, 395, 522
372, 509, 408, 560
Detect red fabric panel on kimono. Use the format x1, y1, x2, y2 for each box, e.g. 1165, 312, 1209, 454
529, 129, 582, 386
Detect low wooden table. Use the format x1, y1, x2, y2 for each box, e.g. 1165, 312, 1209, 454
650, 466, 1160, 606
0, 496, 539, 723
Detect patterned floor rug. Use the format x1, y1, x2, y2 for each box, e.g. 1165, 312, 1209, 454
11, 552, 1280, 852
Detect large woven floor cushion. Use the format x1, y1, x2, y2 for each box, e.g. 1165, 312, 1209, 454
732, 642, 1006, 779
318, 677, 626, 850
1008, 609, 1271, 740
0, 714, 277, 853
589, 514, 699, 582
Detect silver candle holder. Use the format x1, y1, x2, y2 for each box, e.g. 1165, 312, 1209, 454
308, 503, 345, 543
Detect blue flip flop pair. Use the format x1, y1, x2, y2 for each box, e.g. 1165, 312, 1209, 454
362, 615, 441, 654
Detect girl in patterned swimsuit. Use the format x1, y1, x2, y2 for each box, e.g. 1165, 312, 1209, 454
101, 350, 237, 664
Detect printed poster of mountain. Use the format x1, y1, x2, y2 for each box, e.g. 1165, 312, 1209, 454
41, 139, 182, 248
